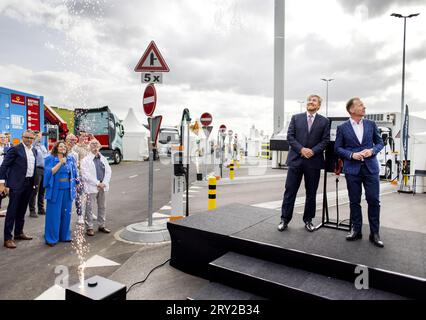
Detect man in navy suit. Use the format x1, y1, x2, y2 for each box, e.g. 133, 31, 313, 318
278, 95, 330, 232
0, 130, 37, 249
335, 97, 384, 247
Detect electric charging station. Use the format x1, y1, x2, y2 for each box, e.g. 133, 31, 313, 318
171, 145, 185, 217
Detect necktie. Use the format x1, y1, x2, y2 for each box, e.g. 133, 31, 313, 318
308, 115, 313, 132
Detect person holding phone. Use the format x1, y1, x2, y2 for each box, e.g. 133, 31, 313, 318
44, 141, 78, 247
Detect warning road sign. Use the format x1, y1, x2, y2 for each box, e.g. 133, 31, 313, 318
134, 41, 170, 72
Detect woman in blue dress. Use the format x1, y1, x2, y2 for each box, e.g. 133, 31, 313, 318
44, 141, 78, 247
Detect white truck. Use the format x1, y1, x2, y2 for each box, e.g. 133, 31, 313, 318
365, 112, 426, 180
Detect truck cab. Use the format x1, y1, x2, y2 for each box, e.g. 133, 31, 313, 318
158, 126, 180, 157
74, 106, 124, 164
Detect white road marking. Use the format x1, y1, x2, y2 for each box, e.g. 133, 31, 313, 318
128, 174, 138, 179
85, 255, 120, 268
153, 212, 170, 219
252, 185, 396, 211
160, 205, 172, 210
35, 284, 65, 300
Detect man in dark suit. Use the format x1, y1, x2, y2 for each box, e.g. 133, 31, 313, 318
0, 130, 37, 249
278, 95, 330, 232
334, 97, 384, 247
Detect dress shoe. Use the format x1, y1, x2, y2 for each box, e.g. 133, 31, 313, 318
369, 233, 384, 248
86, 229, 95, 236
46, 242, 56, 247
304, 221, 315, 232
346, 230, 362, 241
98, 227, 111, 234
277, 220, 288, 232
14, 233, 33, 240
38, 210, 46, 215
4, 240, 17, 249
29, 212, 38, 218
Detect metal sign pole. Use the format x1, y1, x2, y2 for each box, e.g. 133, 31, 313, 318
186, 121, 190, 216
204, 135, 208, 180
147, 135, 154, 227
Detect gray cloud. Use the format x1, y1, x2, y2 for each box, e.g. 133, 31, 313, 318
337, 0, 424, 17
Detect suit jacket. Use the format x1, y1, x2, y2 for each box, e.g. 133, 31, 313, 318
286, 112, 330, 169
0, 143, 37, 189
334, 119, 384, 175
44, 155, 78, 202
80, 153, 112, 193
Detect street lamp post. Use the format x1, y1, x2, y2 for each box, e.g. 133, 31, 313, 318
391, 12, 419, 188
321, 78, 334, 117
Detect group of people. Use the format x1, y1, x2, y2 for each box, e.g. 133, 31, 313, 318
0, 130, 112, 249
278, 95, 385, 248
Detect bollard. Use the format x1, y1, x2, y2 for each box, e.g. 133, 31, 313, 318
230, 160, 235, 180
236, 160, 240, 169
208, 176, 217, 211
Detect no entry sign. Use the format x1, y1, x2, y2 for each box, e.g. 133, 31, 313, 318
143, 84, 157, 116
200, 112, 213, 126
219, 124, 227, 133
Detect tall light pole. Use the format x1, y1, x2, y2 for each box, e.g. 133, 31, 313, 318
391, 13, 419, 186
297, 100, 304, 113
321, 78, 334, 117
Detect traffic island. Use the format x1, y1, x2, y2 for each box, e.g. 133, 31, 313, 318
118, 220, 170, 244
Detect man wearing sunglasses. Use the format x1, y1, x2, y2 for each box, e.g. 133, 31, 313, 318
0, 130, 38, 249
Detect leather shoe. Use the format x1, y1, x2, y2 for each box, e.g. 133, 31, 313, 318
46, 242, 56, 247
98, 227, 111, 234
4, 240, 17, 249
38, 210, 46, 215
369, 233, 384, 248
86, 229, 95, 236
346, 230, 362, 241
14, 233, 33, 240
277, 220, 288, 232
29, 212, 38, 218
304, 221, 315, 232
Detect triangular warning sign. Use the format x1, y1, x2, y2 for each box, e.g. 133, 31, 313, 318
148, 115, 163, 146
134, 41, 170, 72
203, 126, 213, 139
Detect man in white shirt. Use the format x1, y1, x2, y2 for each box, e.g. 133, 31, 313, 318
0, 130, 38, 249
80, 139, 112, 236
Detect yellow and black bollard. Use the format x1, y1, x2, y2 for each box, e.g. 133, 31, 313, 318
261, 143, 271, 159
230, 160, 235, 180
208, 176, 217, 210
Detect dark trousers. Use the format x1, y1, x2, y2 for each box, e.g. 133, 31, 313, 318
29, 167, 45, 213
345, 164, 380, 234
4, 178, 34, 241
281, 165, 321, 224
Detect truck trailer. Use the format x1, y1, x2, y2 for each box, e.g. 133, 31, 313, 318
0, 87, 46, 146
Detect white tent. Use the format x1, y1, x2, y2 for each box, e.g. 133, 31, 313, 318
122, 108, 148, 161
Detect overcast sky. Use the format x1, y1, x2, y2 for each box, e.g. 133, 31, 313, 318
1, 0, 425, 137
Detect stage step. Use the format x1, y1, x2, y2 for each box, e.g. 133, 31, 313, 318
189, 282, 266, 300
209, 252, 407, 300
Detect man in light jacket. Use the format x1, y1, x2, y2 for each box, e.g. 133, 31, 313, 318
80, 139, 112, 236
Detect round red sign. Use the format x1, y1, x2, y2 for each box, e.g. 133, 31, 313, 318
219, 124, 227, 133
200, 112, 213, 126
143, 84, 157, 116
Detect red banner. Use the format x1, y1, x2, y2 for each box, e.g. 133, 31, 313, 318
11, 93, 26, 105
26, 97, 40, 131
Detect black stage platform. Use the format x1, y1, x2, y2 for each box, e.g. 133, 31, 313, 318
168, 204, 425, 300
